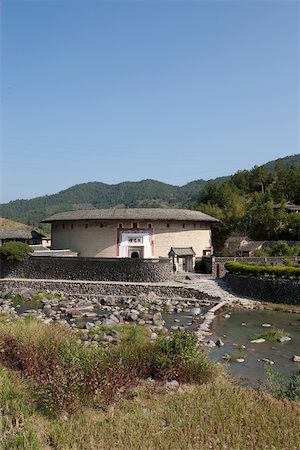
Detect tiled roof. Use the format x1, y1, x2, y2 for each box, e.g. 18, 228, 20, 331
168, 247, 196, 256
42, 208, 220, 223
0, 230, 44, 240
240, 241, 265, 252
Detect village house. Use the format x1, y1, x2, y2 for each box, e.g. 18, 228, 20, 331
42, 208, 219, 266
0, 230, 45, 247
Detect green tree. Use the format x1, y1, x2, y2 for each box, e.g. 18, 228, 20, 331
0, 242, 33, 262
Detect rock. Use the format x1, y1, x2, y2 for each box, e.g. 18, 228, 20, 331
85, 322, 95, 330
223, 314, 231, 319
190, 307, 201, 316
222, 354, 230, 360
251, 338, 266, 343
102, 334, 114, 343
215, 338, 224, 347
206, 340, 216, 348
262, 358, 274, 365
236, 358, 245, 363
171, 326, 179, 331
152, 312, 164, 325
150, 332, 158, 340
277, 336, 291, 343
165, 380, 179, 391
241, 323, 246, 326
261, 323, 271, 327
292, 355, 300, 363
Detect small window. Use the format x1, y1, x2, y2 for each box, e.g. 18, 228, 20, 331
100, 224, 103, 228
182, 223, 185, 228
85, 224, 88, 229
194, 224, 196, 228
148, 223, 152, 228
62, 224, 65, 229
132, 222, 138, 228
71, 224, 74, 229
119, 223, 123, 228
167, 223, 170, 228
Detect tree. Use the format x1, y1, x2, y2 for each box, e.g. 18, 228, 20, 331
0, 242, 33, 262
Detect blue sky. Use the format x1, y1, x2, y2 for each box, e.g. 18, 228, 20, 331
1, 0, 299, 203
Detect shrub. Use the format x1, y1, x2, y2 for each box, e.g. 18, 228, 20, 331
224, 261, 300, 279
264, 367, 300, 401
0, 242, 32, 262
0, 318, 220, 414
283, 258, 292, 266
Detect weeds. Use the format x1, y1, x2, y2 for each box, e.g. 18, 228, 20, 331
251, 328, 290, 342
0, 317, 220, 414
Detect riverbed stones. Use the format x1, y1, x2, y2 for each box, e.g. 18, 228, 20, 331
292, 355, 300, 363
277, 336, 291, 343
215, 338, 224, 347
262, 358, 274, 365
261, 323, 271, 327
251, 338, 266, 343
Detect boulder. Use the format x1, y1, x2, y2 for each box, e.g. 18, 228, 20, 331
292, 355, 300, 363
277, 336, 291, 343
215, 338, 224, 347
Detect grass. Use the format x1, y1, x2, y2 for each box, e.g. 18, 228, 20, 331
0, 368, 41, 449
261, 301, 300, 313
226, 352, 246, 362
251, 328, 291, 342
1, 367, 300, 449
1, 315, 300, 449
0, 315, 220, 415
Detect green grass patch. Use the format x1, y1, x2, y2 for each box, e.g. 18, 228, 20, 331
251, 328, 290, 342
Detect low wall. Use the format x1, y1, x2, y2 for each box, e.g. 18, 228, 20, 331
211, 256, 298, 278
0, 278, 217, 302
0, 256, 173, 283
226, 273, 300, 304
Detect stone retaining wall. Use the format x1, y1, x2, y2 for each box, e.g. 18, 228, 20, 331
0, 256, 173, 283
0, 278, 218, 303
226, 273, 300, 304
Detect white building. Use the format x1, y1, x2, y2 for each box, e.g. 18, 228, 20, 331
42, 208, 219, 264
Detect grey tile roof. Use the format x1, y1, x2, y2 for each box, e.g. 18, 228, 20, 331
240, 241, 265, 252
168, 247, 196, 256
42, 208, 220, 223
0, 230, 44, 240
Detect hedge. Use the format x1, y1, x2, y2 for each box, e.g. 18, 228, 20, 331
224, 261, 300, 279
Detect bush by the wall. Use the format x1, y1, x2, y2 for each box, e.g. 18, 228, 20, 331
224, 261, 300, 278
0, 242, 32, 263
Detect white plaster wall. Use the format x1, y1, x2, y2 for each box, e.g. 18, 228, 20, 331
51, 219, 213, 257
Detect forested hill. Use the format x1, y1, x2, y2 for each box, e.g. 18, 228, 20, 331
0, 154, 299, 228
0, 179, 213, 226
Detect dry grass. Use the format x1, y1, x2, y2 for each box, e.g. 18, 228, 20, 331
46, 384, 300, 450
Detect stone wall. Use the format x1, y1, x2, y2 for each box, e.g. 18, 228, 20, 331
0, 278, 217, 303
210, 256, 298, 278
0, 256, 173, 283
226, 273, 300, 304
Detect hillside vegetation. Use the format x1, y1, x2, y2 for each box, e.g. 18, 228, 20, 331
0, 154, 299, 233
194, 155, 300, 249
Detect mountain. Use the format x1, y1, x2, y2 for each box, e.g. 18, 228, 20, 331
0, 155, 298, 228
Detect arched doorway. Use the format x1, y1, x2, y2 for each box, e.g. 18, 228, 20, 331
131, 251, 139, 258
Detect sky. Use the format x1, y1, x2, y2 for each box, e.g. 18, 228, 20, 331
1, 0, 299, 203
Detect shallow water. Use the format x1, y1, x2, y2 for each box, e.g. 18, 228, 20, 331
208, 309, 300, 387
